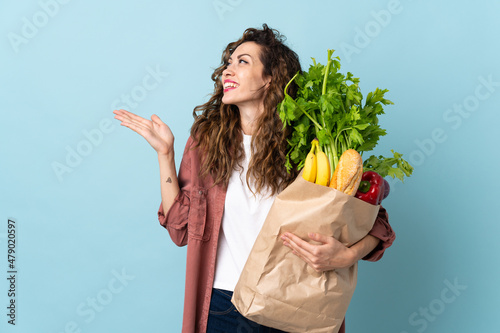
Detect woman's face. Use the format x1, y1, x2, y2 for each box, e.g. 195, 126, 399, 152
221, 41, 271, 110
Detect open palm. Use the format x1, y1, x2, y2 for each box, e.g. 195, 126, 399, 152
113, 109, 174, 155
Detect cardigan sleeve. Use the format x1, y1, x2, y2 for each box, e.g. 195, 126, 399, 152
157, 137, 195, 247
362, 206, 395, 262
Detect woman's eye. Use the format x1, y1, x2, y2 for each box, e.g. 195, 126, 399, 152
224, 59, 246, 68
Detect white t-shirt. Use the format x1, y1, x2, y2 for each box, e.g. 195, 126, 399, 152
213, 133, 277, 291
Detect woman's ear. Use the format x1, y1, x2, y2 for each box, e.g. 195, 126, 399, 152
264, 76, 272, 89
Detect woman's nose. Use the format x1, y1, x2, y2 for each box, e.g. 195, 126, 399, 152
223, 65, 234, 76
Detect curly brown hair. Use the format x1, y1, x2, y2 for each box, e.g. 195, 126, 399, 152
190, 23, 302, 196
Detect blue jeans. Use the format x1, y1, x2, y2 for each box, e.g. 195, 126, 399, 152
206, 288, 288, 333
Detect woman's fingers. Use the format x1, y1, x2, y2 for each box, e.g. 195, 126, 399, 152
289, 247, 314, 268
113, 109, 134, 119
282, 232, 343, 272
308, 232, 333, 244
114, 111, 152, 136
114, 109, 152, 128
281, 233, 318, 267
117, 117, 148, 134
114, 110, 167, 133
119, 120, 150, 138
283, 236, 323, 271
114, 110, 156, 136
282, 232, 318, 256
151, 114, 165, 126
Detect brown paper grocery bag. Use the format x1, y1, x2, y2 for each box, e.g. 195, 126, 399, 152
231, 172, 380, 333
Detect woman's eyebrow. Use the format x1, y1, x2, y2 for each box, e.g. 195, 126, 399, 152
229, 53, 253, 60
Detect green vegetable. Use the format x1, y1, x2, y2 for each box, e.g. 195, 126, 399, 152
362, 150, 413, 181
278, 49, 413, 181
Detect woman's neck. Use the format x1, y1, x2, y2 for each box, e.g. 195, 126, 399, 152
238, 103, 264, 135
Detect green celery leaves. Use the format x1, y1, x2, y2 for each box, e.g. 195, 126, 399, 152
278, 49, 413, 181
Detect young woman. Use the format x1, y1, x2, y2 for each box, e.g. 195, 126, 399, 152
113, 24, 395, 333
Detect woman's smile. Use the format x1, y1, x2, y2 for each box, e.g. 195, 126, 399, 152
223, 79, 240, 92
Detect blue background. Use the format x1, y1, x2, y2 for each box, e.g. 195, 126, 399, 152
1, 1, 498, 332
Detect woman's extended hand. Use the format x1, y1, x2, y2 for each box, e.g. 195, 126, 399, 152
281, 232, 356, 272
113, 109, 174, 156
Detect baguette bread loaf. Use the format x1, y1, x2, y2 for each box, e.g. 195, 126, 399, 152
329, 149, 363, 195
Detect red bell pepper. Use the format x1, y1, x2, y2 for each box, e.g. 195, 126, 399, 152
355, 171, 387, 205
